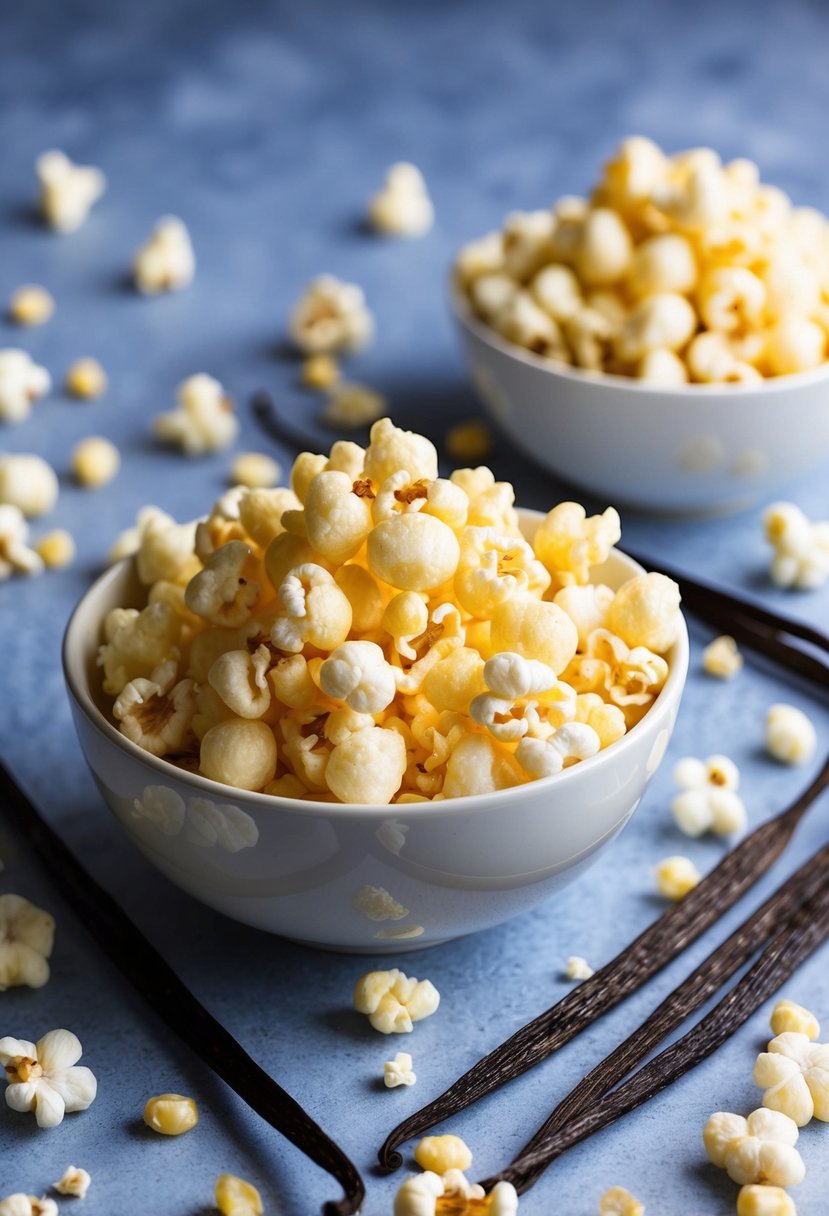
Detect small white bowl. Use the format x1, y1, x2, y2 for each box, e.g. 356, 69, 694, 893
62, 511, 688, 953
451, 287, 829, 514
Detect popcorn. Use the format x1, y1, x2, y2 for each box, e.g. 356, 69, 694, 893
0, 506, 43, 580
393, 1170, 518, 1216
214, 1175, 262, 1216
52, 1167, 91, 1198
289, 275, 373, 355
765, 704, 817, 765
384, 1051, 416, 1088
414, 1135, 473, 1174
300, 353, 340, 390
628, 232, 697, 298
0, 1197, 58, 1216
200, 719, 277, 791
703, 1107, 804, 1186
516, 723, 601, 778
368, 514, 461, 592
0, 894, 55, 991
34, 527, 74, 569
607, 572, 681, 653
754, 1032, 829, 1125
113, 658, 198, 756
490, 599, 578, 675
230, 452, 281, 489
353, 968, 440, 1033
300, 470, 374, 562
766, 315, 826, 375
186, 541, 260, 628
133, 216, 195, 294
0, 350, 51, 424
271, 563, 352, 652
65, 357, 107, 399
533, 502, 621, 585
154, 373, 238, 455
0, 1030, 97, 1128
72, 436, 120, 488
599, 1187, 644, 1216
770, 1000, 820, 1041
763, 502, 829, 590
8, 285, 54, 327
636, 347, 689, 384
671, 755, 747, 837
36, 150, 105, 232
702, 634, 743, 679
326, 726, 407, 804
654, 854, 701, 900
98, 601, 182, 695
320, 641, 398, 714
323, 382, 387, 429
0, 455, 58, 517
208, 646, 272, 719
143, 1093, 199, 1135
736, 1186, 796, 1216
369, 162, 434, 238
565, 955, 595, 981
365, 418, 439, 486
455, 527, 550, 617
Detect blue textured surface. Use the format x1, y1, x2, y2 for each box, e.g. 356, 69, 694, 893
1, 1, 828, 1212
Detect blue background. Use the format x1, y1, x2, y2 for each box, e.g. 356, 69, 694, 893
1, 0, 828, 1212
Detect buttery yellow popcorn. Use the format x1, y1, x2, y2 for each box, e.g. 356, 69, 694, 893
353, 968, 440, 1033
66, 357, 107, 399
36, 150, 105, 232
8, 285, 54, 327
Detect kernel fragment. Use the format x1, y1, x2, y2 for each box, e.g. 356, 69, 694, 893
599, 1186, 644, 1216
214, 1174, 262, 1216
35, 530, 76, 569
702, 634, 743, 679
655, 855, 701, 900
143, 1092, 199, 1136
72, 436, 120, 488
65, 358, 107, 400
445, 419, 493, 462
230, 452, 281, 489
300, 353, 340, 390
52, 1166, 91, 1199
8, 285, 54, 327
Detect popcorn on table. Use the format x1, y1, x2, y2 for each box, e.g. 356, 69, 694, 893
445, 419, 492, 462
0, 1029, 97, 1128
0, 506, 43, 580
655, 854, 701, 900
133, 216, 195, 294
0, 350, 51, 424
323, 382, 387, 429
289, 274, 374, 354
154, 373, 238, 454
72, 436, 120, 488
0, 454, 58, 517
369, 162, 434, 238
770, 999, 820, 1041
301, 353, 341, 391
457, 136, 829, 382
35, 530, 76, 569
36, 150, 105, 232
384, 1051, 416, 1088
0, 894, 55, 990
353, 968, 440, 1033
703, 1107, 805, 1186
52, 1166, 91, 1199
65, 357, 107, 400
671, 755, 747, 836
737, 1186, 796, 1216
599, 1186, 644, 1216
754, 1031, 829, 1125
394, 1169, 518, 1215
765, 704, 816, 765
7, 285, 54, 327
0, 1196, 58, 1216
702, 634, 743, 679
215, 1174, 262, 1216
415, 1134, 473, 1174
763, 502, 829, 590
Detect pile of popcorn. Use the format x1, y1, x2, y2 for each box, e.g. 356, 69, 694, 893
456, 136, 829, 383
100, 418, 681, 805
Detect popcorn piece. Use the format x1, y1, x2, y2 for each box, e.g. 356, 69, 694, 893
655, 855, 701, 900
154, 373, 238, 455
455, 230, 505, 288
8, 285, 54, 327
765, 704, 817, 765
208, 645, 272, 719
301, 470, 374, 562
214, 1174, 262, 1216
671, 755, 747, 837
754, 1031, 829, 1125
393, 1170, 518, 1216
320, 641, 398, 714
0, 1029, 97, 1128
384, 1051, 416, 1088
565, 955, 595, 981
185, 541, 260, 627
326, 726, 407, 804
323, 382, 387, 429
65, 357, 107, 400
238, 486, 299, 547
490, 599, 578, 675
415, 1135, 473, 1174
533, 502, 621, 586
766, 316, 826, 375
599, 1186, 644, 1216
702, 634, 743, 679
369, 162, 434, 238
763, 502, 829, 591
270, 563, 352, 653
52, 1166, 91, 1198
0, 454, 58, 517
704, 1107, 804, 1186
72, 436, 119, 488
516, 723, 601, 778
289, 275, 373, 355
422, 647, 486, 714
364, 418, 439, 486
143, 1093, 199, 1136
107, 505, 173, 565
368, 514, 460, 593
98, 601, 181, 695
636, 348, 689, 384
133, 216, 195, 294
0, 894, 55, 991
554, 584, 614, 649
770, 1000, 820, 1041
607, 572, 681, 653
736, 1186, 796, 1216
0, 350, 51, 423
445, 419, 492, 462
628, 232, 697, 298
200, 719, 277, 791
113, 658, 198, 756
0, 1197, 58, 1216
230, 452, 280, 489
353, 968, 440, 1033
0, 505, 43, 580
455, 526, 550, 618
574, 208, 633, 286
301, 353, 340, 390
613, 293, 696, 362
36, 150, 105, 232
697, 266, 765, 333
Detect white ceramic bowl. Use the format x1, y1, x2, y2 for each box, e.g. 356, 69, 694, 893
63, 511, 688, 953
451, 287, 829, 514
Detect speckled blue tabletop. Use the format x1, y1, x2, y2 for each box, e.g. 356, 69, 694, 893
1, 1, 828, 1212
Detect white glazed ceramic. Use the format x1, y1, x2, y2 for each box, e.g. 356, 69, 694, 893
62, 511, 688, 953
451, 287, 829, 514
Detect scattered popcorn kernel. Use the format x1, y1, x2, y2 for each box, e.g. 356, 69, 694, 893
384, 1051, 416, 1088
702, 634, 743, 679
0, 1029, 97, 1128
565, 955, 595, 981
52, 1166, 91, 1199
323, 382, 387, 429
65, 357, 107, 400
736, 1185, 796, 1216
8, 285, 54, 327
0, 454, 58, 517
0, 349, 51, 424
36, 150, 105, 232
143, 1093, 199, 1136
72, 436, 120, 488
754, 1031, 829, 1125
353, 968, 440, 1033
0, 1196, 58, 1216
599, 1185, 644, 1216
301, 353, 340, 391
445, 419, 493, 462
0, 893, 55, 991
35, 530, 75, 569
369, 162, 434, 238
133, 216, 195, 294
415, 1134, 473, 1174
393, 1170, 518, 1216
765, 704, 817, 765
0, 505, 43, 580
655, 855, 701, 900
214, 1174, 262, 1216
703, 1107, 804, 1186
763, 502, 829, 590
289, 275, 373, 355
770, 1000, 820, 1041
230, 452, 280, 489
671, 755, 747, 837
154, 373, 238, 455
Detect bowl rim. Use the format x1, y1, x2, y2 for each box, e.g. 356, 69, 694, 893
448, 277, 829, 396
62, 514, 689, 821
